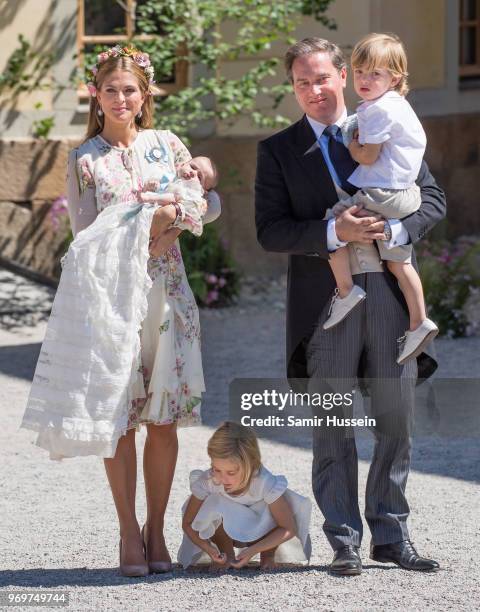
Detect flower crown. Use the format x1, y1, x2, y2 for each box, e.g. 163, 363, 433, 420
85, 45, 155, 97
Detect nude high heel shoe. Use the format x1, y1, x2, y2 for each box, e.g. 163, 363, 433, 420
141, 524, 172, 573
119, 537, 149, 577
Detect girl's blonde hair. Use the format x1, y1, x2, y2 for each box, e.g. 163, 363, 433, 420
84, 55, 161, 142
351, 32, 409, 96
207, 421, 261, 492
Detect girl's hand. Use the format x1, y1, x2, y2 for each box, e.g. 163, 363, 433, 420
206, 546, 228, 565
230, 547, 255, 569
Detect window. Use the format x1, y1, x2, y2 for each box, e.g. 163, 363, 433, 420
459, 0, 480, 77
76, 0, 188, 98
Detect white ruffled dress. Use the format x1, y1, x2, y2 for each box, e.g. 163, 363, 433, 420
21, 129, 217, 460
177, 465, 312, 567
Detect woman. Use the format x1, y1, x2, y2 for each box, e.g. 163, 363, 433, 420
21, 45, 221, 576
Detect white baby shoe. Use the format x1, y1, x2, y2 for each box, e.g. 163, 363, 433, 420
396, 318, 439, 365
323, 285, 366, 330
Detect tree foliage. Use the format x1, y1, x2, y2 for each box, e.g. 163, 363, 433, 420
132, 0, 336, 139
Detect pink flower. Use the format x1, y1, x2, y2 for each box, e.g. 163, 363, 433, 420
218, 277, 226, 288
49, 195, 68, 231
135, 53, 150, 67
206, 290, 219, 305
91, 65, 98, 76
97, 52, 110, 63
206, 274, 218, 284
86, 82, 97, 97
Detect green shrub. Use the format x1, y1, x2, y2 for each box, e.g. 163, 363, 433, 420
51, 197, 240, 308
179, 224, 240, 307
417, 237, 480, 337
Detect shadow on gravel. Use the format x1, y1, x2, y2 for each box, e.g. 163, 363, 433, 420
222, 378, 480, 485
0, 344, 40, 381
0, 310, 51, 332
0, 564, 334, 588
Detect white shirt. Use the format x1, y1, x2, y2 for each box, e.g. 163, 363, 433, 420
348, 90, 426, 189
305, 113, 409, 253
190, 465, 288, 505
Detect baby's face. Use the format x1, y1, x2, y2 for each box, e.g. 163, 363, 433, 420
353, 65, 400, 101
179, 157, 215, 190
211, 458, 244, 493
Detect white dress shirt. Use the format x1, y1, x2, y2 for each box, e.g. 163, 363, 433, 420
305, 113, 410, 255
349, 90, 426, 189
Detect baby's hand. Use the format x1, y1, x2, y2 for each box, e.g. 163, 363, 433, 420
143, 178, 161, 192
179, 166, 197, 181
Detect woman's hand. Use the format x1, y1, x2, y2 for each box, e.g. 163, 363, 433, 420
150, 204, 177, 237
140, 192, 175, 205
148, 204, 179, 257
149, 227, 181, 258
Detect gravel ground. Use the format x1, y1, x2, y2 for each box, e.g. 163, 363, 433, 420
0, 270, 479, 612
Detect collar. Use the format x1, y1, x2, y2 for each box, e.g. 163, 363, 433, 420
304, 109, 348, 154
305, 108, 348, 141
357, 89, 402, 111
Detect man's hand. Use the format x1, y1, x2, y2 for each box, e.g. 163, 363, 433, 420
335, 205, 387, 243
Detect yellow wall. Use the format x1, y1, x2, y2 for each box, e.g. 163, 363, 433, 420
0, 0, 448, 137
371, 0, 445, 89
217, 0, 446, 136
0, 0, 56, 111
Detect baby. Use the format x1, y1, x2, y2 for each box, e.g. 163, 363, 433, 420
140, 156, 218, 252
324, 33, 438, 365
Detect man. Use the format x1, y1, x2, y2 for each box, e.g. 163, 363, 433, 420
255, 38, 445, 576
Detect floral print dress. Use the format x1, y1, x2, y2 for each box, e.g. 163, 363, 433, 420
22, 129, 211, 460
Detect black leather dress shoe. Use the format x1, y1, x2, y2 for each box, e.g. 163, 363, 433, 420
329, 545, 362, 575
370, 540, 440, 571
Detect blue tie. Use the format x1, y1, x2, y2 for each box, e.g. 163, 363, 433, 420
318, 124, 358, 196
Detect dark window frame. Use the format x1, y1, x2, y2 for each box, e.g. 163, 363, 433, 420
76, 0, 188, 98
459, 0, 480, 78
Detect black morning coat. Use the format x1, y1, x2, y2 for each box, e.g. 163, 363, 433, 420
254, 115, 447, 388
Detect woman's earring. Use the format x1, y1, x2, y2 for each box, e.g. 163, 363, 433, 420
136, 110, 142, 119
97, 107, 103, 117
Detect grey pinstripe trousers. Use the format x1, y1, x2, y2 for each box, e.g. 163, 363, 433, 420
305, 272, 417, 550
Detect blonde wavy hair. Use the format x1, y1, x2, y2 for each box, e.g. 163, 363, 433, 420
351, 32, 409, 96
84, 55, 162, 142
207, 421, 261, 493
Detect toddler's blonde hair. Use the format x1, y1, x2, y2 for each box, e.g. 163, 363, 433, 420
351, 32, 409, 96
207, 421, 261, 492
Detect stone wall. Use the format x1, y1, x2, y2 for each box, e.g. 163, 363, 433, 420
1, 114, 479, 282
422, 114, 480, 238
0, 138, 78, 279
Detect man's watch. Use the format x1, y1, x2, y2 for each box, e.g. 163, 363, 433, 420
383, 220, 392, 242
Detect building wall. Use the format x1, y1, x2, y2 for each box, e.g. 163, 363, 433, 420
0, 0, 470, 140
0, 0, 79, 139
0, 0, 479, 280
217, 0, 448, 137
